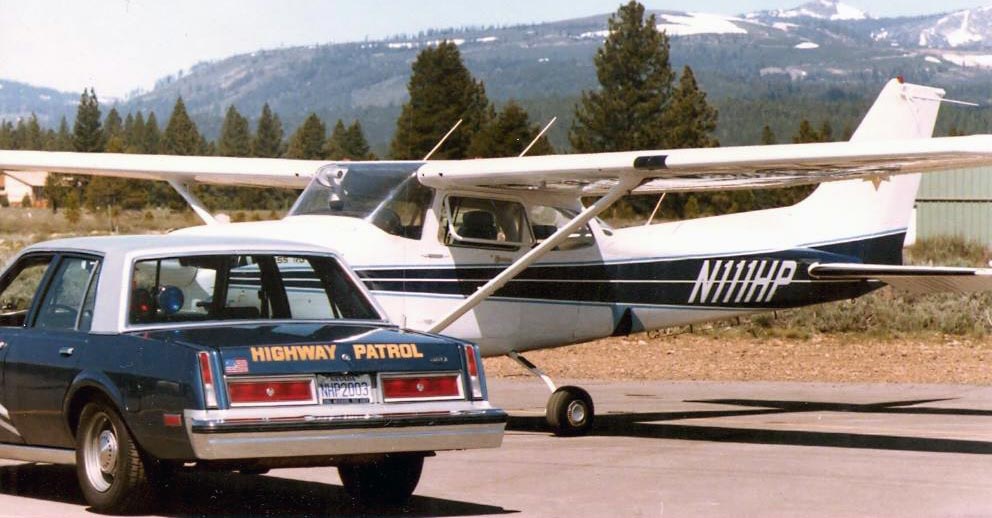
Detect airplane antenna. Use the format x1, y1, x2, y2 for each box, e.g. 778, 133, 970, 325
645, 193, 666, 226
519, 116, 557, 157
422, 119, 463, 160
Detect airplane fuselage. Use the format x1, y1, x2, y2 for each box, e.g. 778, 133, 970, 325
180, 175, 903, 357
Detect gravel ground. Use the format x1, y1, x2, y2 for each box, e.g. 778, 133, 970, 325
483, 332, 992, 384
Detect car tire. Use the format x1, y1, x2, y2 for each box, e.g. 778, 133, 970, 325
546, 385, 595, 436
338, 454, 424, 505
75, 401, 155, 514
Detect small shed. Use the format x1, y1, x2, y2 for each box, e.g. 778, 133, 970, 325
916, 168, 992, 245
0, 171, 48, 207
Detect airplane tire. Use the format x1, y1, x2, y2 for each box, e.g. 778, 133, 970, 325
546, 386, 595, 436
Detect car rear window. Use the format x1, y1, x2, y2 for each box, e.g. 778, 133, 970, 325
129, 254, 379, 325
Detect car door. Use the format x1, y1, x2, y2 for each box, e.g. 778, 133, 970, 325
0, 252, 57, 445
3, 253, 100, 448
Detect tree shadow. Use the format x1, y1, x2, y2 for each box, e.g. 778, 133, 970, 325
0, 464, 517, 517
507, 397, 992, 455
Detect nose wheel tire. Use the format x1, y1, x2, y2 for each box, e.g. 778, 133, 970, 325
76, 401, 154, 514
338, 454, 424, 506
546, 386, 595, 436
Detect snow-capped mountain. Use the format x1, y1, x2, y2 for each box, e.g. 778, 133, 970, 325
747, 0, 870, 21
916, 7, 992, 48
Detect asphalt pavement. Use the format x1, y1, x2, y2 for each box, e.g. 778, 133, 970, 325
1, 379, 990, 517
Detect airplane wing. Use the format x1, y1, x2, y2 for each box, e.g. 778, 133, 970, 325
0, 150, 328, 189
417, 135, 992, 194
808, 263, 992, 294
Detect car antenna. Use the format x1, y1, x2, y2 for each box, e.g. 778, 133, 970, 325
422, 119, 463, 160
519, 116, 557, 157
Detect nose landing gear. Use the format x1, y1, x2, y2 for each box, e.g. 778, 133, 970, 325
508, 352, 595, 436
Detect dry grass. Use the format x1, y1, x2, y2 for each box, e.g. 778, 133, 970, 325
0, 207, 281, 264
484, 332, 992, 384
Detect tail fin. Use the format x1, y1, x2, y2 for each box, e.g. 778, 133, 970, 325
793, 79, 945, 263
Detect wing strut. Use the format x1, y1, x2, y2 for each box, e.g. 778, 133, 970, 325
427, 175, 643, 334
167, 179, 218, 225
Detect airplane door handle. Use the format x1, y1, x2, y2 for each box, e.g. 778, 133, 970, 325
59, 347, 75, 357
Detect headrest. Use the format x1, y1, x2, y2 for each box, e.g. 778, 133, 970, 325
462, 210, 495, 227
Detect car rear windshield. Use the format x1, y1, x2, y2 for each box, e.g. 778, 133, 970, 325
129, 254, 379, 325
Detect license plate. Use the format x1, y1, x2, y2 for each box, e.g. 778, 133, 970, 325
318, 374, 374, 404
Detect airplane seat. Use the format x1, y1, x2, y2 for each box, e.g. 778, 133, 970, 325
532, 224, 557, 240
458, 210, 498, 240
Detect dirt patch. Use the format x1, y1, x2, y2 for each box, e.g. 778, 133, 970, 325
483, 332, 992, 384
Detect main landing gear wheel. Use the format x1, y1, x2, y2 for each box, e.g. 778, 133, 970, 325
546, 386, 595, 436
508, 352, 596, 437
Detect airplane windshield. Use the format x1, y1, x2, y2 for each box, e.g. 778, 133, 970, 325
289, 163, 434, 239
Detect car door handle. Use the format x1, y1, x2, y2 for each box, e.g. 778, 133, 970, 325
59, 347, 75, 357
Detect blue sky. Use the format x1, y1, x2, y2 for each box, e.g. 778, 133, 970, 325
0, 0, 987, 97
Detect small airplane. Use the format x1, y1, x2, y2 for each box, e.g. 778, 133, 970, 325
6, 78, 992, 435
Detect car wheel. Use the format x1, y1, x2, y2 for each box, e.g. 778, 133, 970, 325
76, 401, 154, 514
546, 385, 595, 436
338, 454, 424, 505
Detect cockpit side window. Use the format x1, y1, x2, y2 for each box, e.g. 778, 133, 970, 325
444, 196, 531, 249
368, 175, 435, 239
289, 164, 434, 239
528, 205, 595, 251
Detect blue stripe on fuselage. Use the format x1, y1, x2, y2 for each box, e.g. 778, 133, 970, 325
354, 232, 902, 310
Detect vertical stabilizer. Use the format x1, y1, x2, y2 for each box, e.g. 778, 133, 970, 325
793, 79, 945, 262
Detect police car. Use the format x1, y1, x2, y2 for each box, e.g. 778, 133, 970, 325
0, 234, 506, 513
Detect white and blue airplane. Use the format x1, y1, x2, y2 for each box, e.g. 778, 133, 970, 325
5, 78, 992, 435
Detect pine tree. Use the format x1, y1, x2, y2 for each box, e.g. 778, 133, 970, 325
663, 66, 718, 148
103, 108, 125, 152
760, 124, 776, 145
818, 120, 833, 142
143, 112, 161, 153
325, 119, 374, 160
126, 112, 146, 153
55, 117, 72, 150
344, 121, 374, 159
285, 113, 326, 159
390, 41, 491, 159
792, 119, 821, 143
570, 1, 674, 152
162, 97, 204, 155
0, 121, 13, 149
73, 88, 103, 152
252, 103, 284, 158
218, 105, 252, 157
324, 120, 350, 159
468, 101, 554, 158
13, 114, 44, 150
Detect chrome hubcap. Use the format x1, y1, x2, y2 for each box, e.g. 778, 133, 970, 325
566, 400, 586, 426
98, 430, 118, 474
83, 413, 117, 493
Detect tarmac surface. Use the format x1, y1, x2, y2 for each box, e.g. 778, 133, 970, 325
1, 379, 991, 517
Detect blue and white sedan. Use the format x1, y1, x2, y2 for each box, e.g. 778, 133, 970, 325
0, 234, 505, 513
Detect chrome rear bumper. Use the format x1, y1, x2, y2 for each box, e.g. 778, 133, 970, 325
185, 406, 506, 460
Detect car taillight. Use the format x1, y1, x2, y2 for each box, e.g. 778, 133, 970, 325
381, 374, 462, 401
464, 344, 483, 399
198, 351, 218, 409
227, 378, 316, 406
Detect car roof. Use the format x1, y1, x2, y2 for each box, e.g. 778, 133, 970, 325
22, 233, 339, 258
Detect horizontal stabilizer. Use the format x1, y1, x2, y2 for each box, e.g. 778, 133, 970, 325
808, 263, 992, 294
